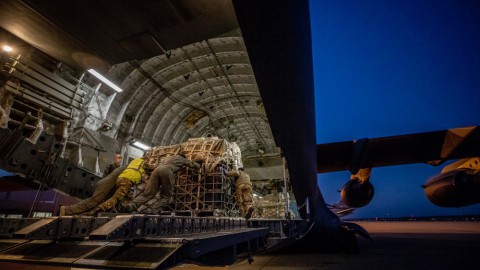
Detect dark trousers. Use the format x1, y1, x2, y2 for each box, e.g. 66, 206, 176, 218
98, 177, 134, 211
129, 165, 173, 209
64, 167, 124, 215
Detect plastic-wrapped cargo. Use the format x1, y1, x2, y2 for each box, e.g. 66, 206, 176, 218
139, 137, 241, 217
253, 193, 287, 219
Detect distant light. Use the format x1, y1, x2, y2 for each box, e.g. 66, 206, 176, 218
2, 45, 13, 52
0, 169, 13, 177
87, 69, 123, 92
133, 141, 151, 150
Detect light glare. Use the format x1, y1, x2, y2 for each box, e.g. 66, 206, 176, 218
2, 45, 13, 52
133, 141, 151, 150
87, 69, 123, 92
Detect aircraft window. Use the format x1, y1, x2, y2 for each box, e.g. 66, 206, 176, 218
39, 136, 46, 142
30, 149, 37, 155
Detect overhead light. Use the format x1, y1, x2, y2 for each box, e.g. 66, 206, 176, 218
2, 45, 13, 52
132, 141, 151, 150
87, 69, 123, 92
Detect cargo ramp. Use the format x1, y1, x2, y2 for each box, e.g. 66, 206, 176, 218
0, 214, 280, 269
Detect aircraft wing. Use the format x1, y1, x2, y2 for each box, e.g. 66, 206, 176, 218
317, 126, 480, 173
328, 201, 356, 218
333, 208, 355, 217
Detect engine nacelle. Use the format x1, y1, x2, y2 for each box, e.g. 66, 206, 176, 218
340, 179, 374, 208
423, 169, 480, 207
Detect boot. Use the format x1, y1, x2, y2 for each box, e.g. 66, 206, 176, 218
244, 206, 254, 220
59, 206, 66, 216
119, 203, 135, 213
87, 207, 101, 216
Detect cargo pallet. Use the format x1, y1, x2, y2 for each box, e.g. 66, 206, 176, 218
142, 137, 241, 217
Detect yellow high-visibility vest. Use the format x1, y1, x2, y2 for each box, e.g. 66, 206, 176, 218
118, 158, 145, 184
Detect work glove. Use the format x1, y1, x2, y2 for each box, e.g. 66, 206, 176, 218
193, 162, 201, 170
226, 170, 240, 177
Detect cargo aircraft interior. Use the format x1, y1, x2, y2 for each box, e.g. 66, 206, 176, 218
0, 0, 479, 269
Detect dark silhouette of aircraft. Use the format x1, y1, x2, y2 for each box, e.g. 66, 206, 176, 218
233, 0, 480, 250
317, 127, 480, 209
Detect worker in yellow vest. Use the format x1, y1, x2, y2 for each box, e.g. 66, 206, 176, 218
91, 157, 146, 215
60, 158, 146, 216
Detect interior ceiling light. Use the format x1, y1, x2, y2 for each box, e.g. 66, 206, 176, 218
132, 141, 151, 150
87, 69, 123, 92
2, 45, 13, 52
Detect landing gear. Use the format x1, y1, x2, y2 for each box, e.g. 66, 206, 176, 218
341, 229, 359, 254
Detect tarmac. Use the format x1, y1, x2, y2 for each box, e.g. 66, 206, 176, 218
174, 221, 480, 270
0, 221, 479, 270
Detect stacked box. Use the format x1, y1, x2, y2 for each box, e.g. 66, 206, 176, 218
253, 194, 287, 219
174, 163, 237, 216
140, 137, 240, 217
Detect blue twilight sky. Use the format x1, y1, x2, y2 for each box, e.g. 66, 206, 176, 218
310, 0, 480, 218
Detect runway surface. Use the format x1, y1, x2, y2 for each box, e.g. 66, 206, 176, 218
0, 221, 478, 270
174, 221, 480, 270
